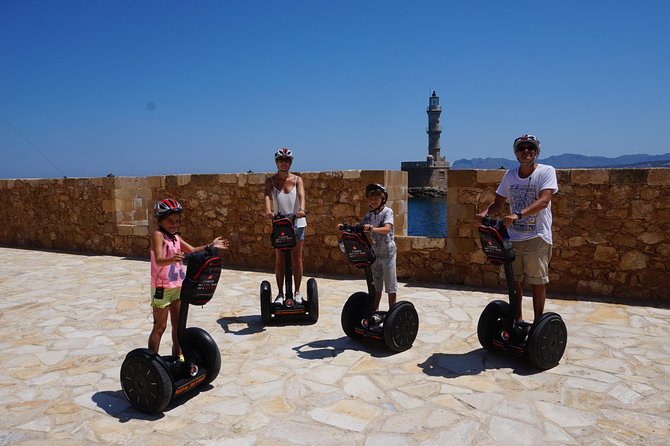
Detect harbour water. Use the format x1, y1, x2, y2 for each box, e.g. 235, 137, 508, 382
407, 197, 447, 237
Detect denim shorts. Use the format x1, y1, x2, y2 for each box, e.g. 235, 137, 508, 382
294, 226, 305, 241
151, 287, 181, 309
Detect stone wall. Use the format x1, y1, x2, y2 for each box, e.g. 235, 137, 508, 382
437, 168, 670, 302
2, 168, 668, 302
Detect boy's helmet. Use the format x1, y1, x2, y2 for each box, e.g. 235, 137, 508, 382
154, 198, 183, 219
274, 147, 294, 160
513, 134, 541, 156
365, 183, 388, 203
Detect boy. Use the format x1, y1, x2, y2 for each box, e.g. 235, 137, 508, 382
360, 183, 397, 324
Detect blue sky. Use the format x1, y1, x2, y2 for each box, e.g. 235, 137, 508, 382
1, 0, 669, 179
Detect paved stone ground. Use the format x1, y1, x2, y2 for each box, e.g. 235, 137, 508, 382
1, 246, 669, 445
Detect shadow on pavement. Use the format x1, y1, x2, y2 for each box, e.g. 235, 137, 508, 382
418, 349, 542, 378
217, 315, 265, 335
92, 385, 213, 422
293, 336, 397, 359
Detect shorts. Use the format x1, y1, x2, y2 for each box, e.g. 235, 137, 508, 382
294, 226, 305, 241
510, 237, 552, 285
370, 253, 398, 294
151, 287, 181, 309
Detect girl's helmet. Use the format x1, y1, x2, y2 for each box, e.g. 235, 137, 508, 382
365, 183, 388, 204
513, 134, 541, 156
274, 147, 294, 161
154, 198, 183, 219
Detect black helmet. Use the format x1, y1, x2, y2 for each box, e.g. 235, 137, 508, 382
365, 183, 388, 203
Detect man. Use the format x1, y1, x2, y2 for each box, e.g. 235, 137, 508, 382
476, 134, 558, 322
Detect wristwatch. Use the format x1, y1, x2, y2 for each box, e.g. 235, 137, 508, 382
515, 212, 523, 220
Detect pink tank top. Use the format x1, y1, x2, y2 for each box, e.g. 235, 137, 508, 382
150, 232, 186, 288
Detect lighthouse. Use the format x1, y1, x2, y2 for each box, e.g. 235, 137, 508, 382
400, 91, 450, 196
427, 91, 447, 166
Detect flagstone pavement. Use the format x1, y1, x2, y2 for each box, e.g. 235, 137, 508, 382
0, 246, 669, 445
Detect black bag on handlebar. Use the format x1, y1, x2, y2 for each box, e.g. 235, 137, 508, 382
341, 231, 376, 268
478, 224, 515, 265
271, 217, 296, 249
180, 251, 223, 305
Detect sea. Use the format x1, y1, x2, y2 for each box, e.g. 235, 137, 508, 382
407, 197, 447, 237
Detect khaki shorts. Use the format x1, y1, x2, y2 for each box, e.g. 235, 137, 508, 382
510, 237, 552, 285
151, 287, 181, 309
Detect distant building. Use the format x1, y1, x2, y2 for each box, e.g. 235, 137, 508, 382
401, 91, 449, 196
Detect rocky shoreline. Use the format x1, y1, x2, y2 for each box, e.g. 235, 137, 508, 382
408, 186, 447, 198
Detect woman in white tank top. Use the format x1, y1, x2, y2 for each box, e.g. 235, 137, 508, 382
264, 148, 307, 304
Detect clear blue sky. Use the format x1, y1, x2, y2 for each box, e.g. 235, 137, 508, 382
1, 0, 669, 179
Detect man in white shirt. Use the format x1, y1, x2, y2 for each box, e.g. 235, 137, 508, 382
476, 134, 558, 323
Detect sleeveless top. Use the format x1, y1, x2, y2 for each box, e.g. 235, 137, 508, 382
150, 232, 186, 288
271, 177, 307, 228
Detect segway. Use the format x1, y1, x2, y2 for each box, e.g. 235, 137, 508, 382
476, 216, 567, 369
260, 213, 318, 325
338, 223, 419, 352
120, 246, 223, 413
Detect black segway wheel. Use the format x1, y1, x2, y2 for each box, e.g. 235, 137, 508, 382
182, 327, 221, 384
341, 292, 371, 339
120, 348, 173, 413
306, 277, 319, 323
477, 300, 509, 351
260, 280, 272, 325
383, 301, 419, 352
527, 312, 567, 370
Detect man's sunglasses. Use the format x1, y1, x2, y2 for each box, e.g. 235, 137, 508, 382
515, 145, 537, 153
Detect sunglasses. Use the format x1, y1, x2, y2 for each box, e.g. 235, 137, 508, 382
276, 157, 292, 163
515, 145, 537, 153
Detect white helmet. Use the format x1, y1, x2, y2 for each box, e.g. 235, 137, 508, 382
513, 134, 541, 156
274, 147, 294, 161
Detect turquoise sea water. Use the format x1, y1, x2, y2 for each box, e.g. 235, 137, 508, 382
407, 197, 447, 237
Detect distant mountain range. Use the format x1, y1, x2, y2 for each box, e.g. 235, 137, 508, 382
451, 153, 670, 169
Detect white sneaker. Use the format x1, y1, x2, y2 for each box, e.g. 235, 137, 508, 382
273, 293, 285, 305
294, 291, 303, 304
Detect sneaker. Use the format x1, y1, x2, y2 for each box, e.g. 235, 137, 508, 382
273, 293, 285, 306
294, 291, 303, 305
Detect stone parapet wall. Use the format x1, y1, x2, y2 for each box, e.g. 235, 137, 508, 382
1, 170, 407, 274
2, 168, 668, 302
445, 168, 670, 302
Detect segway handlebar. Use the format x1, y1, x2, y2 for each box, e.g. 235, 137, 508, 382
273, 212, 296, 221
337, 222, 365, 233
182, 244, 220, 264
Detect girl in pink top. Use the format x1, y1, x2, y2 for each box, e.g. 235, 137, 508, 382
149, 198, 229, 357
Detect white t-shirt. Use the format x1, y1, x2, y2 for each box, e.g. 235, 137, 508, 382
496, 164, 558, 244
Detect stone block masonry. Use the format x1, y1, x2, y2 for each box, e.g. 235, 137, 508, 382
2, 168, 669, 302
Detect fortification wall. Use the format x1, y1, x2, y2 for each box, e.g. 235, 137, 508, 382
2, 168, 668, 302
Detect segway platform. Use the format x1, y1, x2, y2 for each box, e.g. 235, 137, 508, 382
120, 247, 223, 413
338, 223, 419, 352
476, 217, 567, 369
260, 213, 318, 324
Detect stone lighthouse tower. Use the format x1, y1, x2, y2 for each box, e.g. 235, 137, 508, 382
400, 91, 450, 196
427, 91, 447, 167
